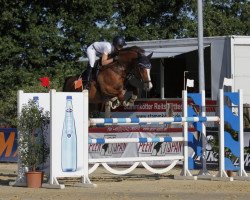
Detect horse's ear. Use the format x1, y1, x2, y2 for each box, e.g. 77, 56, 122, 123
147, 52, 153, 59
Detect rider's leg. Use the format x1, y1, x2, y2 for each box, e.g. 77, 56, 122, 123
94, 61, 101, 80
85, 45, 96, 89
84, 63, 92, 89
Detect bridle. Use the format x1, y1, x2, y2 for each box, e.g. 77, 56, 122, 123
126, 54, 152, 86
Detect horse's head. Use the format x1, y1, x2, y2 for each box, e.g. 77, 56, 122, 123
117, 46, 153, 91
133, 52, 153, 91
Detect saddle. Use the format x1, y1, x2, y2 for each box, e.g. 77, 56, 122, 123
78, 53, 117, 89
81, 52, 118, 84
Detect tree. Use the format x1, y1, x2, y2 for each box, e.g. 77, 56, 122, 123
113, 0, 194, 40
203, 0, 249, 36
180, 0, 250, 37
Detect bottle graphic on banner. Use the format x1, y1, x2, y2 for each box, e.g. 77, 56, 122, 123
61, 96, 77, 172
33, 96, 39, 107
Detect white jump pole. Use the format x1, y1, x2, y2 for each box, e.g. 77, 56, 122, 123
90, 116, 220, 125
217, 89, 227, 177
82, 90, 94, 185
182, 90, 192, 177
236, 89, 249, 178
198, 90, 211, 177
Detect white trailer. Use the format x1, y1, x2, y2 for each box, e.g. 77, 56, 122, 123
127, 36, 250, 103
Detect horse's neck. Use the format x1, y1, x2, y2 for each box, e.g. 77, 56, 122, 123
113, 64, 129, 76
118, 51, 138, 63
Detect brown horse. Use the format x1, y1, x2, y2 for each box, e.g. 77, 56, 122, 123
63, 46, 153, 112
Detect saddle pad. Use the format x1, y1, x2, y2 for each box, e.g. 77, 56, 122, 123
74, 78, 83, 89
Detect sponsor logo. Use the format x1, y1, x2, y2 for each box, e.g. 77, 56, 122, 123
138, 134, 183, 156
88, 135, 127, 156
0, 129, 17, 162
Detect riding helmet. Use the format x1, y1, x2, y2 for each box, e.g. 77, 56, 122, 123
112, 36, 127, 47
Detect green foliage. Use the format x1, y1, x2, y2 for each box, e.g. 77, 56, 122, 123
17, 99, 50, 171
203, 0, 250, 36
0, 1, 249, 126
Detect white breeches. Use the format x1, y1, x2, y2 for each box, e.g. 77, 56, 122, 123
87, 45, 97, 68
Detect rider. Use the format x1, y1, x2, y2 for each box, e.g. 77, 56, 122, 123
84, 36, 127, 89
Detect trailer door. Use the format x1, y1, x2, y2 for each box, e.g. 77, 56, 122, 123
234, 44, 250, 104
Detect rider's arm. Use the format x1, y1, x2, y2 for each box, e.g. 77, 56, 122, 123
101, 53, 115, 66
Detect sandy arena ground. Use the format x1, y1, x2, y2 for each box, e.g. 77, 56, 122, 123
1, 163, 250, 200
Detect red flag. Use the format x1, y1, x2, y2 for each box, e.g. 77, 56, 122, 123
40, 77, 50, 87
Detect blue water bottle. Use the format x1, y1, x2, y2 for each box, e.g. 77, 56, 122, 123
61, 96, 77, 172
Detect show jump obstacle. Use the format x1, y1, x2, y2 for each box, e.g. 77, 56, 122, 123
12, 89, 249, 188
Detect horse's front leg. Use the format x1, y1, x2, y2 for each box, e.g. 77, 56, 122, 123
104, 101, 111, 118
109, 96, 120, 109
123, 86, 138, 107
106, 89, 127, 110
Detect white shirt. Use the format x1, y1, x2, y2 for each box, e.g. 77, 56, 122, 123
92, 42, 114, 56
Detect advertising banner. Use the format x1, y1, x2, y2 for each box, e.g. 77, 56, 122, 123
107, 99, 217, 127
17, 91, 50, 172
1, 128, 250, 169
0, 128, 17, 162
18, 91, 50, 112
89, 131, 184, 166
206, 130, 250, 170
50, 91, 84, 178
2, 93, 250, 170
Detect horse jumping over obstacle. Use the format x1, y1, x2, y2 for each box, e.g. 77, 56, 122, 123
63, 46, 153, 111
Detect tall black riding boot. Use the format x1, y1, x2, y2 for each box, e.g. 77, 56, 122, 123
82, 65, 92, 90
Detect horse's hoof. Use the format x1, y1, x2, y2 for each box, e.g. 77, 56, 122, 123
123, 98, 136, 107
111, 100, 120, 109
123, 101, 128, 107
123, 101, 132, 107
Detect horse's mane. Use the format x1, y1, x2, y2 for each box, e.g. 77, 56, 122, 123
119, 46, 145, 54
104, 46, 145, 69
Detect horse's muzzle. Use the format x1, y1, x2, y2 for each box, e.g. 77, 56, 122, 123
144, 80, 153, 91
